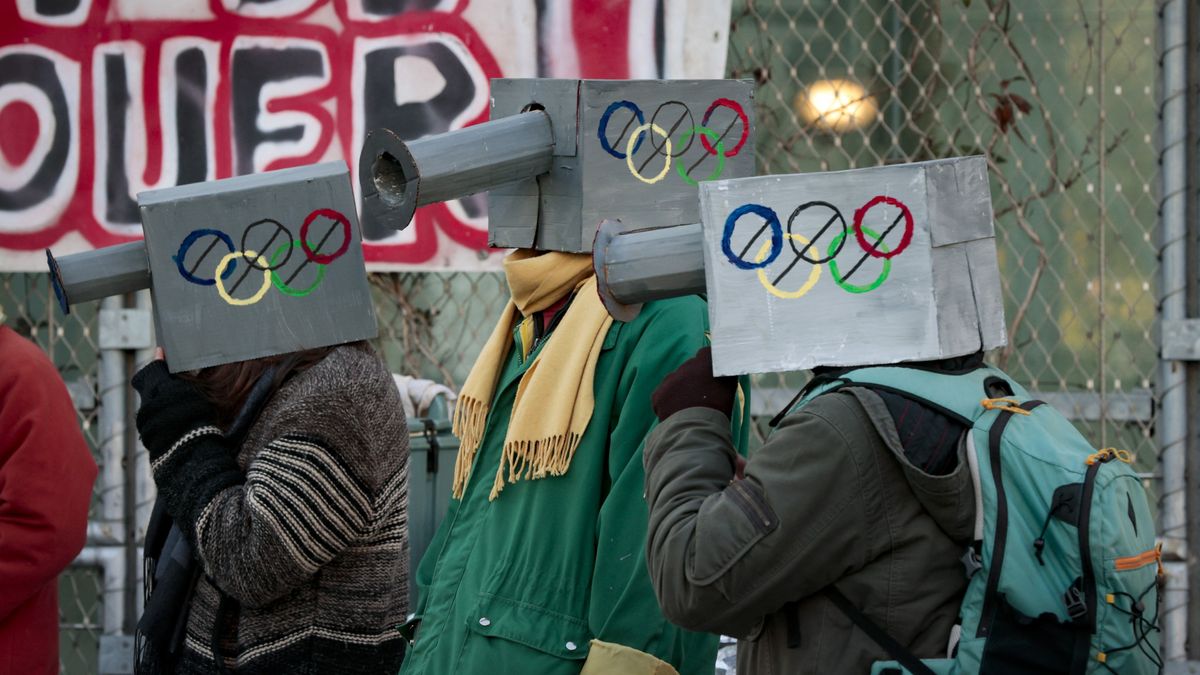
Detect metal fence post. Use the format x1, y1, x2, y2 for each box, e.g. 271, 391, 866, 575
95, 296, 127, 638
1158, 0, 1191, 662
90, 294, 154, 674
133, 289, 155, 623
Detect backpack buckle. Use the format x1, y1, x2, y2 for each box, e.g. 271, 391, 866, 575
1064, 583, 1088, 622
961, 546, 983, 579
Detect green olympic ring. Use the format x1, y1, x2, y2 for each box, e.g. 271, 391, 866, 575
270, 240, 327, 297
827, 226, 892, 293
675, 126, 726, 186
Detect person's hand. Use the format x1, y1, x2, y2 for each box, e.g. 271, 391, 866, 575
131, 348, 217, 457
651, 346, 738, 421
733, 455, 747, 481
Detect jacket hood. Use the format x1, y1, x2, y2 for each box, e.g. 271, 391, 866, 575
844, 387, 976, 545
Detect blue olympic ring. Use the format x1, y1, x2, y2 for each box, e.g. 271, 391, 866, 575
722, 203, 783, 270
597, 100, 646, 159
174, 228, 237, 286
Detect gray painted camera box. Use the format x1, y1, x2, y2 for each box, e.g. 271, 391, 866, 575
699, 156, 1007, 376
488, 78, 756, 253
139, 162, 378, 373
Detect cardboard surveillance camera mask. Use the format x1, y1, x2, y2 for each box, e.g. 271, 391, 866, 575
358, 78, 757, 252
593, 156, 1008, 375
47, 162, 378, 373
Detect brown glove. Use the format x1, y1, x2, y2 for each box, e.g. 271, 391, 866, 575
651, 346, 738, 421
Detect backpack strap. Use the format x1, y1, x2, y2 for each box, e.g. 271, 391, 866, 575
822, 586, 937, 675
838, 365, 1028, 424
768, 372, 849, 428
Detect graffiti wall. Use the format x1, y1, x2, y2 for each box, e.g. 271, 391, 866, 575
0, 0, 731, 271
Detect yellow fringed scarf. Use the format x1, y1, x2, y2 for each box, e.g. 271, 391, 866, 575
452, 249, 614, 500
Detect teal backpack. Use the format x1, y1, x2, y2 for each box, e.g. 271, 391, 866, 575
792, 364, 1162, 675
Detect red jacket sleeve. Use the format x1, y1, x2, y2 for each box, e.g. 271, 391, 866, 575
0, 328, 98, 621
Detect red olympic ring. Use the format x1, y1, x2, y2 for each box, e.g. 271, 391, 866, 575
700, 98, 750, 157
300, 208, 352, 264
852, 195, 914, 260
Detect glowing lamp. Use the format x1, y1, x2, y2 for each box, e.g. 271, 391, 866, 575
794, 79, 877, 132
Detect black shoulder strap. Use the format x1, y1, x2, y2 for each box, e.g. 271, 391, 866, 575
823, 586, 937, 675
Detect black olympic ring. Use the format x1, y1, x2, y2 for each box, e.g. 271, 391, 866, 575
786, 201, 847, 265
647, 101, 696, 158
227, 218, 295, 295
240, 218, 293, 272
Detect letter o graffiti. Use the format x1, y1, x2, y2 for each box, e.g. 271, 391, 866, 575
0, 52, 73, 212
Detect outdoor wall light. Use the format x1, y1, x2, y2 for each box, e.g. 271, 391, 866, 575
794, 79, 878, 132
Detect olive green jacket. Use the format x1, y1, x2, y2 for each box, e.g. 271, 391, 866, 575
644, 388, 975, 675
401, 296, 749, 675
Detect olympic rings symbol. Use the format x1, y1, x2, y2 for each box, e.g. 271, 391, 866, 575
721, 196, 914, 299
596, 98, 748, 186
172, 208, 352, 307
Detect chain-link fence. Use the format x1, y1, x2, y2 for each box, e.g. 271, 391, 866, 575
0, 0, 1186, 670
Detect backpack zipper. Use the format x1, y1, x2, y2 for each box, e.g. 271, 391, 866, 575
1032, 501, 1066, 566
1114, 547, 1162, 572
977, 399, 1045, 638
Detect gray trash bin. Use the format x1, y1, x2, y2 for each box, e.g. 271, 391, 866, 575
405, 394, 459, 609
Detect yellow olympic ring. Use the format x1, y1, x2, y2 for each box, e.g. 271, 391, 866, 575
214, 250, 272, 307
755, 234, 821, 299
625, 123, 672, 184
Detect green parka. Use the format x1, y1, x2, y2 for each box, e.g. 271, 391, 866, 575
401, 295, 749, 675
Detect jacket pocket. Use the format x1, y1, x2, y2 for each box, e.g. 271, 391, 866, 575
467, 592, 591, 661
687, 480, 778, 585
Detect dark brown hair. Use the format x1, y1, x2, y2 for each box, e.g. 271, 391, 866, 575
180, 343, 361, 429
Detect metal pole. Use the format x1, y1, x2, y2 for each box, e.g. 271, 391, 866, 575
1097, 0, 1108, 449
121, 291, 139, 636
133, 289, 155, 621
75, 546, 125, 638
1157, 0, 1189, 661
1185, 0, 1200, 658
96, 296, 127, 636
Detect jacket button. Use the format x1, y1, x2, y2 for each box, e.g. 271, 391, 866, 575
565, 641, 577, 651
479, 617, 491, 627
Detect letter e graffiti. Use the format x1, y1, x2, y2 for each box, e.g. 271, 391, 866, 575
0, 46, 80, 235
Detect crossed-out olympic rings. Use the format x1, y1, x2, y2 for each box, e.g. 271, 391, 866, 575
721, 195, 914, 299
172, 208, 352, 307
596, 98, 749, 185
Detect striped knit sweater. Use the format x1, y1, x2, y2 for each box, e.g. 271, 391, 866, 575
133, 344, 409, 674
